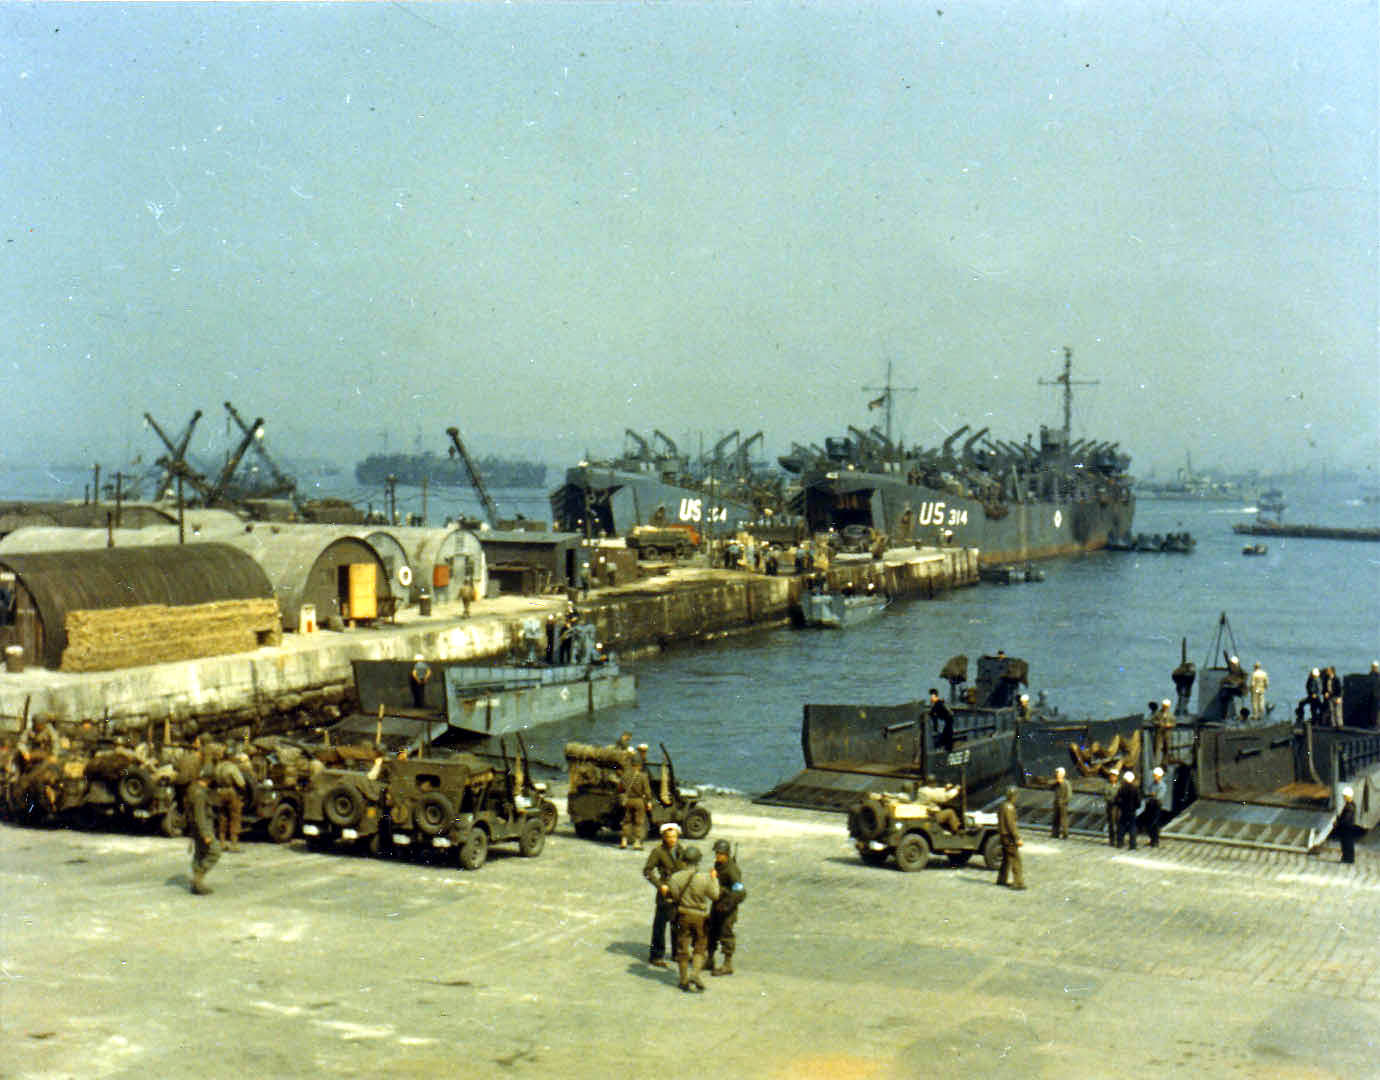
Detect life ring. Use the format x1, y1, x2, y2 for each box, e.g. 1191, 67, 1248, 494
397, 564, 414, 588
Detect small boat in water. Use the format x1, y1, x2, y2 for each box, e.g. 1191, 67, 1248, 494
1242, 543, 1268, 556
979, 562, 1046, 585
797, 586, 888, 628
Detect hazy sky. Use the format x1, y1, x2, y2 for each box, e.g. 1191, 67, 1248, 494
2, 1, 1375, 478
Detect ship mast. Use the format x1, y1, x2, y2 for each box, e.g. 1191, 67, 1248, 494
861, 361, 918, 450
1038, 346, 1098, 450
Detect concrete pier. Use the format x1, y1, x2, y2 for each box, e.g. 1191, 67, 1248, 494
0, 546, 976, 736
1, 791, 1374, 1079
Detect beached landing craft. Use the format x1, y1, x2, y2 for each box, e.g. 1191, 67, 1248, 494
791, 350, 1135, 565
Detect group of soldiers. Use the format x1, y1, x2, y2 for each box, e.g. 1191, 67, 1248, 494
596, 729, 745, 990
1050, 761, 1169, 851
642, 821, 745, 991
1, 721, 265, 896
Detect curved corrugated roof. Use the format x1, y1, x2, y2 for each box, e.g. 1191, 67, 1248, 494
219, 527, 388, 628
0, 543, 275, 668
0, 510, 249, 554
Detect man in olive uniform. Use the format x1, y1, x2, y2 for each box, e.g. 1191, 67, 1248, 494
1051, 766, 1071, 839
1104, 770, 1120, 847
619, 757, 652, 850
995, 786, 1025, 889
212, 751, 249, 851
643, 822, 686, 968
187, 771, 221, 895
668, 845, 719, 991
707, 839, 745, 976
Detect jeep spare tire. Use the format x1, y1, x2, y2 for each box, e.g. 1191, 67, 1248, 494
854, 801, 887, 843
415, 792, 455, 836
323, 783, 365, 828
117, 767, 155, 810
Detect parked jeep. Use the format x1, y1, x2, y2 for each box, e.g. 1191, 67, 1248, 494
847, 789, 1003, 872
301, 767, 386, 852
565, 741, 711, 841
380, 744, 550, 870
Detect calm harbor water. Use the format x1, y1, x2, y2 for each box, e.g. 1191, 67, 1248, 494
3, 470, 1377, 794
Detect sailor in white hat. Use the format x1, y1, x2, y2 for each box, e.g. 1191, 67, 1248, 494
1145, 766, 1168, 847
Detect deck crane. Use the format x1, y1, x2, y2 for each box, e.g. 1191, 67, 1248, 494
445, 426, 500, 529
144, 409, 203, 499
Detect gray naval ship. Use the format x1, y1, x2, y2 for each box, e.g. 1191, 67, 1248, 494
790, 349, 1135, 564
550, 428, 785, 537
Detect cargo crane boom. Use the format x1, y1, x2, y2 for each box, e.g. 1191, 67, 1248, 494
445, 426, 500, 529
224, 401, 301, 509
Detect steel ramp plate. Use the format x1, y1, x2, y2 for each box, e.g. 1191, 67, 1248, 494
1160, 796, 1335, 853
754, 768, 920, 812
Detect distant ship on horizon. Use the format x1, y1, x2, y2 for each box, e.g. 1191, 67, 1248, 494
355, 451, 546, 489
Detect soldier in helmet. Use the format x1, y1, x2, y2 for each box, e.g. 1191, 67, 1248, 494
619, 752, 652, 851
187, 769, 221, 895
667, 845, 719, 992
409, 654, 432, 708
707, 839, 745, 976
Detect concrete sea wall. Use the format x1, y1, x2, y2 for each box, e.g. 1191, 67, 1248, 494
0, 546, 976, 739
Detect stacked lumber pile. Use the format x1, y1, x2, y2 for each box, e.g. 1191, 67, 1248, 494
61, 599, 282, 672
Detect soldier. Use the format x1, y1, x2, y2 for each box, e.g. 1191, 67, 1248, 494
409, 654, 432, 708
1144, 766, 1167, 848
1051, 766, 1071, 839
1152, 699, 1176, 766
1171, 657, 1196, 715
187, 771, 221, 895
1104, 769, 1120, 847
928, 689, 955, 752
707, 839, 745, 976
995, 786, 1025, 889
1249, 663, 1270, 722
212, 751, 248, 851
1115, 770, 1141, 850
1017, 693, 1032, 723
667, 845, 719, 991
915, 777, 963, 832
619, 756, 652, 851
1333, 787, 1358, 864
643, 822, 686, 969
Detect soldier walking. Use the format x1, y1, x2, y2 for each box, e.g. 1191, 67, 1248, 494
187, 772, 221, 895
667, 846, 719, 991
707, 839, 745, 976
642, 823, 686, 969
995, 786, 1025, 889
1051, 766, 1071, 839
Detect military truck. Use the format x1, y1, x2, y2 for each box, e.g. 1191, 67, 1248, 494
847, 789, 1003, 872
626, 525, 699, 560
564, 741, 711, 841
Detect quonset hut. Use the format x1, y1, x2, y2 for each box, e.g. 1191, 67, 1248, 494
0, 543, 277, 670
220, 526, 391, 630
